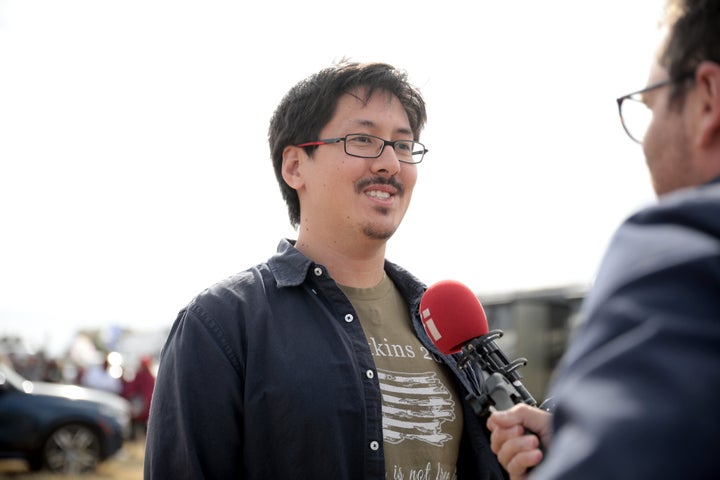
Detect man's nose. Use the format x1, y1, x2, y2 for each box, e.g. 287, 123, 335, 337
370, 144, 401, 176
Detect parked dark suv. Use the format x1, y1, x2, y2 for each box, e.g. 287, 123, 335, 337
0, 361, 130, 473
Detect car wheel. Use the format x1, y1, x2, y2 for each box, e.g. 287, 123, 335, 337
42, 423, 102, 473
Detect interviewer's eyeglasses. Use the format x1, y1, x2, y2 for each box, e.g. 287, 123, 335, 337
297, 133, 428, 164
616, 72, 695, 144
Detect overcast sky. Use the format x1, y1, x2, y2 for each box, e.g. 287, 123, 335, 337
0, 1, 664, 355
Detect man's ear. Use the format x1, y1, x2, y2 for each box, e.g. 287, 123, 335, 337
281, 145, 305, 190
696, 61, 720, 148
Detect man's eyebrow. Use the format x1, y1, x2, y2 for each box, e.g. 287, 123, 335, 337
350, 119, 413, 136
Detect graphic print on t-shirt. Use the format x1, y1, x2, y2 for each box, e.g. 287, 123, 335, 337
338, 277, 463, 477
379, 369, 456, 446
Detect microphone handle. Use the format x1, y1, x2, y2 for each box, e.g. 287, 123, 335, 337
485, 372, 524, 410
459, 330, 543, 474
478, 365, 544, 474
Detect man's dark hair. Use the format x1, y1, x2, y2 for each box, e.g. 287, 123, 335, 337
267, 60, 427, 228
662, 0, 720, 105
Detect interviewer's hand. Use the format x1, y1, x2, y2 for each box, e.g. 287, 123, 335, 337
486, 404, 553, 480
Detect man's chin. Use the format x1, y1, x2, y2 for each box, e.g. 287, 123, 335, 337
360, 208, 404, 241
362, 224, 396, 241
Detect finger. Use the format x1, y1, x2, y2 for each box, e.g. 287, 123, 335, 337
495, 432, 540, 472
488, 405, 529, 428
489, 424, 525, 455
506, 447, 544, 479
490, 404, 552, 442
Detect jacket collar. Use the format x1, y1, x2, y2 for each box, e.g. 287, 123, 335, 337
267, 239, 426, 306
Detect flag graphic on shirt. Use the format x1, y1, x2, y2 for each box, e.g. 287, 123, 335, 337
378, 369, 456, 446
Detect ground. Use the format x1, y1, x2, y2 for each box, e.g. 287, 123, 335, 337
0, 439, 144, 480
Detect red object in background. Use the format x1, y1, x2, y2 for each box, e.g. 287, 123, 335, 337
123, 356, 156, 427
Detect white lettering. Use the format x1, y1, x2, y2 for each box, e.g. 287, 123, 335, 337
390, 464, 457, 480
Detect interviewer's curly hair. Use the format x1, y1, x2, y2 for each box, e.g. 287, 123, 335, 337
662, 0, 720, 106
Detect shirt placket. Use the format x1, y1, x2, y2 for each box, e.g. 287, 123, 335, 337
310, 265, 386, 479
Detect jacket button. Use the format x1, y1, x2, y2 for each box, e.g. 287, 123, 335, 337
313, 267, 323, 276
369, 441, 380, 451
366, 369, 374, 379
344, 314, 354, 323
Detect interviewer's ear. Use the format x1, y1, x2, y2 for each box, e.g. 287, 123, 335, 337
281, 145, 305, 190
696, 61, 720, 148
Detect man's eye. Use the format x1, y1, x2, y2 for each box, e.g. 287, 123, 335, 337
350, 135, 373, 144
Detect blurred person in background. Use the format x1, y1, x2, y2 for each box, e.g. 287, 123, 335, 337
145, 60, 509, 479
81, 354, 122, 394
486, 1, 720, 478
122, 355, 155, 439
41, 358, 63, 383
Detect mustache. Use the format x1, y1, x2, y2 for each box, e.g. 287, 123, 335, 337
355, 176, 405, 196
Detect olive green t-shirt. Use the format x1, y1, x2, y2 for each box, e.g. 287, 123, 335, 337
340, 275, 463, 480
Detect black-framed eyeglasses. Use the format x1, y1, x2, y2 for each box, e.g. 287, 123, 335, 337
297, 133, 428, 164
616, 72, 695, 144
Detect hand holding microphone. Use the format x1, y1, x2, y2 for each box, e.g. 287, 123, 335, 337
420, 280, 546, 476
486, 405, 551, 479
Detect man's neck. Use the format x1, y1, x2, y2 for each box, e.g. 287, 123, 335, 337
294, 235, 387, 288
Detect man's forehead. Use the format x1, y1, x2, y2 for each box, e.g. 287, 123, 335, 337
341, 86, 398, 106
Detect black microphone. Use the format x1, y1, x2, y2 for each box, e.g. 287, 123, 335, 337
420, 279, 538, 417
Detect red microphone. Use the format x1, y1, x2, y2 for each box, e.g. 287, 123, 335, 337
420, 279, 537, 414
420, 279, 489, 355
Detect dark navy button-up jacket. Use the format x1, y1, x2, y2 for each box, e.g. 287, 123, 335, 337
533, 178, 720, 479
145, 239, 507, 479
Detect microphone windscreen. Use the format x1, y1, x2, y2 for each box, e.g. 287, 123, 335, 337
420, 279, 489, 355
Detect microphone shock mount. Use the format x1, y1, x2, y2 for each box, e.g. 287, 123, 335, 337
457, 329, 538, 416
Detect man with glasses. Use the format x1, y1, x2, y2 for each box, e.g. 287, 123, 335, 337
145, 61, 508, 479
486, 1, 720, 478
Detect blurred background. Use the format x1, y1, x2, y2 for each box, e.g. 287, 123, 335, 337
1, 0, 664, 476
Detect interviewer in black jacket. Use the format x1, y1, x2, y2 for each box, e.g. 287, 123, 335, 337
487, 1, 720, 479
